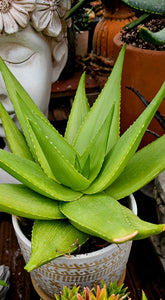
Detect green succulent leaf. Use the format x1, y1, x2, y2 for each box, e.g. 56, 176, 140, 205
16, 93, 80, 168
0, 102, 33, 160
123, 14, 149, 31
74, 154, 90, 179
25, 219, 89, 271
81, 155, 90, 179
105, 134, 165, 200
65, 72, 90, 145
85, 82, 165, 194
55, 284, 81, 300
0, 58, 81, 170
79, 105, 114, 182
60, 193, 165, 243
15, 92, 87, 184
139, 26, 165, 45
142, 291, 148, 300
104, 280, 129, 298
0, 57, 48, 160
28, 120, 91, 190
74, 154, 82, 174
122, 0, 165, 14
0, 184, 64, 219
0, 149, 82, 201
25, 113, 59, 182
73, 44, 126, 155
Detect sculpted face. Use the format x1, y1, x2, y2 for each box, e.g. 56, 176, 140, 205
0, 25, 68, 137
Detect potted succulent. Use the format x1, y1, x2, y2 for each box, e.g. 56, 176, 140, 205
0, 45, 165, 299
55, 280, 131, 300
54, 280, 148, 300
113, 0, 165, 148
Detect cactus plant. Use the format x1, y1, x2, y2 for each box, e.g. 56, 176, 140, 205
0, 45, 165, 272
122, 0, 165, 45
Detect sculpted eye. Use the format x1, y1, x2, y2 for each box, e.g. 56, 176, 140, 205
0, 44, 35, 64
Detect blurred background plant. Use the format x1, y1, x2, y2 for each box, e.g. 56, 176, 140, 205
66, 0, 103, 32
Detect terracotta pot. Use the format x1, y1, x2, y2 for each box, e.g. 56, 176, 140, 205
76, 31, 89, 57
12, 195, 137, 300
92, 0, 136, 71
113, 32, 165, 148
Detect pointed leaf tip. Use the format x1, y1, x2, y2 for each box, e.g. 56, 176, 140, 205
73, 44, 126, 155
65, 71, 90, 145
113, 230, 138, 243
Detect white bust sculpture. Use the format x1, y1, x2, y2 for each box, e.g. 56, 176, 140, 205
0, 0, 71, 183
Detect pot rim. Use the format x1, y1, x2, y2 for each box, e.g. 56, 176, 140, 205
113, 32, 165, 55
12, 194, 137, 260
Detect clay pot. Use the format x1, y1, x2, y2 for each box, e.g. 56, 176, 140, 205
76, 31, 89, 57
12, 195, 137, 300
113, 32, 165, 148
92, 0, 136, 71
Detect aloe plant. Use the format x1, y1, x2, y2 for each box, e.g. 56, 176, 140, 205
0, 45, 165, 272
122, 0, 165, 45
